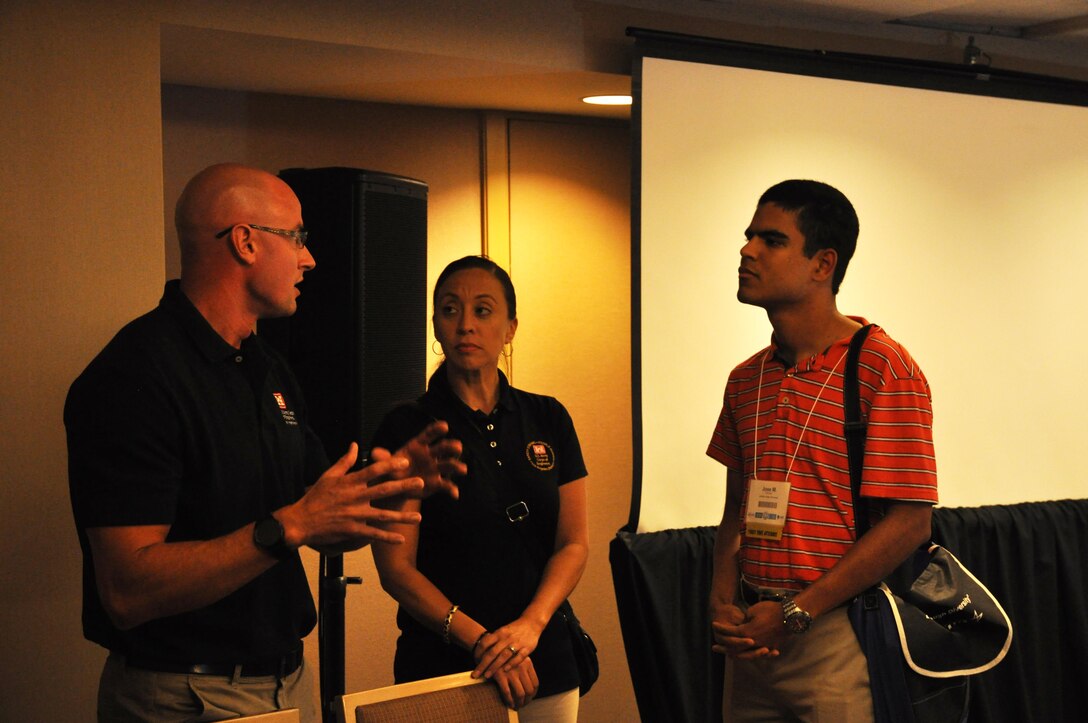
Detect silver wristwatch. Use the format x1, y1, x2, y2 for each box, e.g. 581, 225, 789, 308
782, 598, 813, 634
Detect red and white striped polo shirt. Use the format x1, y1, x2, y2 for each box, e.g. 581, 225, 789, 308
706, 321, 938, 589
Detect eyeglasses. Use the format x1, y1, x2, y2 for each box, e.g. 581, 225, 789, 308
215, 223, 309, 249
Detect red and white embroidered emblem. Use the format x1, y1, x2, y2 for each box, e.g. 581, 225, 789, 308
525, 441, 556, 471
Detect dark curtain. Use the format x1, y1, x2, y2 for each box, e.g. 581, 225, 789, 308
610, 499, 1088, 723
930, 499, 1088, 723
610, 527, 724, 723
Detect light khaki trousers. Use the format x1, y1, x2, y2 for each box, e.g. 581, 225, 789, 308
723, 605, 874, 723
97, 651, 318, 722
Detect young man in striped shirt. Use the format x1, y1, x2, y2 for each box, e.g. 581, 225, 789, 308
707, 180, 938, 721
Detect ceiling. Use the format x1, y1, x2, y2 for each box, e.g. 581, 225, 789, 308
160, 1, 1088, 120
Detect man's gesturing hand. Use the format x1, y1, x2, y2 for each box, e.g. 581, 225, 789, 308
279, 442, 426, 554
377, 420, 467, 500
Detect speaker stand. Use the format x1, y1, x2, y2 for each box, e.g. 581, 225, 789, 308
319, 553, 361, 723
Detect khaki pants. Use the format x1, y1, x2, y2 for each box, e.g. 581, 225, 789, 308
724, 605, 873, 723
98, 651, 318, 722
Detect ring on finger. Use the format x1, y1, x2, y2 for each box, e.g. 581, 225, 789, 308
508, 645, 518, 654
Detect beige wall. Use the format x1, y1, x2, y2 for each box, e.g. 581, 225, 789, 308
508, 117, 634, 713
1, 2, 166, 719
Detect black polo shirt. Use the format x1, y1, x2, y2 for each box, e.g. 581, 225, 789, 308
371, 367, 587, 697
65, 280, 327, 663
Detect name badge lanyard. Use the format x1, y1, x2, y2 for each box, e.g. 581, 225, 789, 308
745, 347, 846, 541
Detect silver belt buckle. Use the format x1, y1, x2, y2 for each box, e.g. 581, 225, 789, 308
506, 501, 529, 522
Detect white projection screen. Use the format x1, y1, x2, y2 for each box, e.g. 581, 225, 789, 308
632, 32, 1088, 533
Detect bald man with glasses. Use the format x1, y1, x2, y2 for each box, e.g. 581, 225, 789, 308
65, 163, 465, 722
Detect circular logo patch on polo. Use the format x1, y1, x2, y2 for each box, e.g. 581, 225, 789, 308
525, 441, 556, 471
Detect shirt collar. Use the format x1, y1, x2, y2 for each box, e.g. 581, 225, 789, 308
767, 316, 872, 372
159, 280, 252, 364
427, 365, 517, 416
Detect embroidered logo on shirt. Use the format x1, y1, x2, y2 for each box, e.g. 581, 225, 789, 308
272, 392, 298, 426
525, 441, 555, 471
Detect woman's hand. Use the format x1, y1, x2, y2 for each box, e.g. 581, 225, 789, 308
472, 616, 545, 680
490, 656, 539, 710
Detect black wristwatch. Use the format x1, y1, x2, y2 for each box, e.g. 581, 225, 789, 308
782, 598, 813, 634
253, 516, 291, 560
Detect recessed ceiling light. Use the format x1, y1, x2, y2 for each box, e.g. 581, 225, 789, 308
582, 94, 632, 106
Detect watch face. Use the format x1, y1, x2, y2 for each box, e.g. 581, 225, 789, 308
783, 600, 812, 633
787, 610, 812, 633
255, 518, 284, 548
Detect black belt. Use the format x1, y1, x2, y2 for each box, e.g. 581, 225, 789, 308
125, 645, 303, 678
741, 581, 796, 606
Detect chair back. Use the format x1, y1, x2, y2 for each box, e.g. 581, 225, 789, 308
336, 671, 516, 723
231, 709, 300, 722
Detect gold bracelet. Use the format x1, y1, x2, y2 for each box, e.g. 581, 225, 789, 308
442, 604, 460, 645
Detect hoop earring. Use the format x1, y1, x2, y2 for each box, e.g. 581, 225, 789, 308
431, 340, 444, 356
501, 342, 514, 379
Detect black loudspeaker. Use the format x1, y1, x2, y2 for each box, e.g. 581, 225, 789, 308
262, 167, 428, 458
260, 168, 428, 723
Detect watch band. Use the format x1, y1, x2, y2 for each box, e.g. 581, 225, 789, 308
782, 598, 813, 634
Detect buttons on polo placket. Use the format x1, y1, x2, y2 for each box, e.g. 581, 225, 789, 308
481, 417, 501, 466
781, 367, 797, 406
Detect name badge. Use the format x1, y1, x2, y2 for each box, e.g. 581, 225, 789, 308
744, 478, 790, 541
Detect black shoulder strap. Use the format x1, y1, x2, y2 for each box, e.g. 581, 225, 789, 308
844, 324, 874, 538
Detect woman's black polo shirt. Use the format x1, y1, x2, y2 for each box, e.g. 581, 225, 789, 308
371, 367, 587, 697
65, 281, 327, 663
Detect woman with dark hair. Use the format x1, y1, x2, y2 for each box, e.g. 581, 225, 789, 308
371, 255, 588, 721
